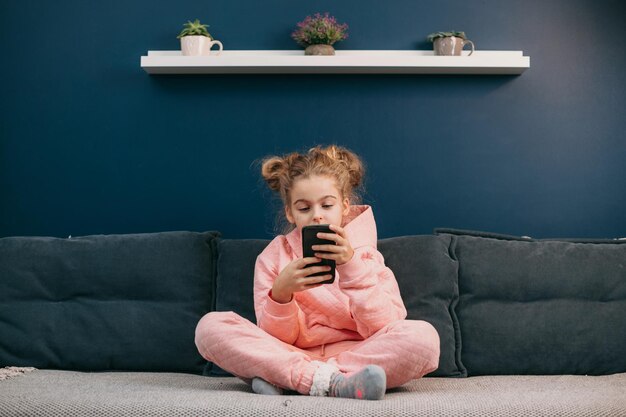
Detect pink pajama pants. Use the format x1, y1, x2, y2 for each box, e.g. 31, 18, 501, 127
195, 311, 440, 395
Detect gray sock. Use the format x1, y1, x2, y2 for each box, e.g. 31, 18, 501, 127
329, 365, 386, 400
251, 377, 284, 395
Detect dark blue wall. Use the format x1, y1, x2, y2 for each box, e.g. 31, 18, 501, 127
1, 0, 624, 239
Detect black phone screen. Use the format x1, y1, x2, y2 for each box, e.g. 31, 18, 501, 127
301, 224, 336, 284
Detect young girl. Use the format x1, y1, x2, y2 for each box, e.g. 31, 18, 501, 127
195, 145, 439, 400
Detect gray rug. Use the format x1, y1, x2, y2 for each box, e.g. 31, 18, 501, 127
1, 370, 625, 416
0, 366, 36, 380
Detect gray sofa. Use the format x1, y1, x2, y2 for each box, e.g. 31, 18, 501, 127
1, 228, 625, 416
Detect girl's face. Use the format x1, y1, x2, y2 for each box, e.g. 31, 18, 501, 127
285, 175, 350, 232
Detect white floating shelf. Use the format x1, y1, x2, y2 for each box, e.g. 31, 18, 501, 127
141, 50, 529, 75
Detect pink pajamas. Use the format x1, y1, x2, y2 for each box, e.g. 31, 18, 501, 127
195, 311, 439, 394
195, 206, 440, 394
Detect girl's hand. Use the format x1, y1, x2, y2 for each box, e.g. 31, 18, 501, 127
312, 224, 354, 266
271, 257, 333, 304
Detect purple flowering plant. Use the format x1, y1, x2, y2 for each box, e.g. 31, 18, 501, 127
291, 13, 348, 47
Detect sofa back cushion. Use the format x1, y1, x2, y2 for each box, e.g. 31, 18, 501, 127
206, 238, 268, 376
210, 235, 465, 377
0, 231, 219, 374
215, 239, 267, 323
437, 229, 626, 376
379, 235, 464, 377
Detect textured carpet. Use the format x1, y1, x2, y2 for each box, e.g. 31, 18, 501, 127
1, 370, 625, 416
0, 366, 36, 380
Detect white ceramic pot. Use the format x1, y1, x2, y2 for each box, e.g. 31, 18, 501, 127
180, 36, 223, 56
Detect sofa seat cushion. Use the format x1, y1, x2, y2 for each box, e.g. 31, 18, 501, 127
0, 231, 219, 374
1, 370, 625, 416
437, 228, 626, 376
210, 235, 464, 377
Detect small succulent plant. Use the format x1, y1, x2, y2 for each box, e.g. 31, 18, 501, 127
291, 13, 348, 47
427, 31, 467, 42
177, 19, 212, 39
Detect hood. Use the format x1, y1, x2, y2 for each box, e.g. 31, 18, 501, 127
285, 205, 377, 258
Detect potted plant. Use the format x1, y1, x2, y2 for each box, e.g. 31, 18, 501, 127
291, 13, 348, 55
427, 31, 474, 56
177, 19, 223, 56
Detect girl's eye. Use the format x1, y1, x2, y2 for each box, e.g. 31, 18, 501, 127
322, 205, 334, 209
297, 207, 310, 212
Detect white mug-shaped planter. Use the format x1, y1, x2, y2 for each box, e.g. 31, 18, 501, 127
433, 36, 475, 56
181, 35, 223, 56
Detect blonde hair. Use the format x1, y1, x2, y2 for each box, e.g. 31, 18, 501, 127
260, 145, 365, 231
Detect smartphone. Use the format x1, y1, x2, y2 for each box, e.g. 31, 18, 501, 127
302, 224, 336, 284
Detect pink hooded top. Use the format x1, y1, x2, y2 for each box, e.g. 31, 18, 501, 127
253, 205, 407, 349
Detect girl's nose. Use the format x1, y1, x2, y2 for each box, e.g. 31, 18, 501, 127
312, 210, 323, 223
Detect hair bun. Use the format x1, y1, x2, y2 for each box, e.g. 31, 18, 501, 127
316, 145, 364, 189
260, 144, 365, 222
260, 156, 287, 192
